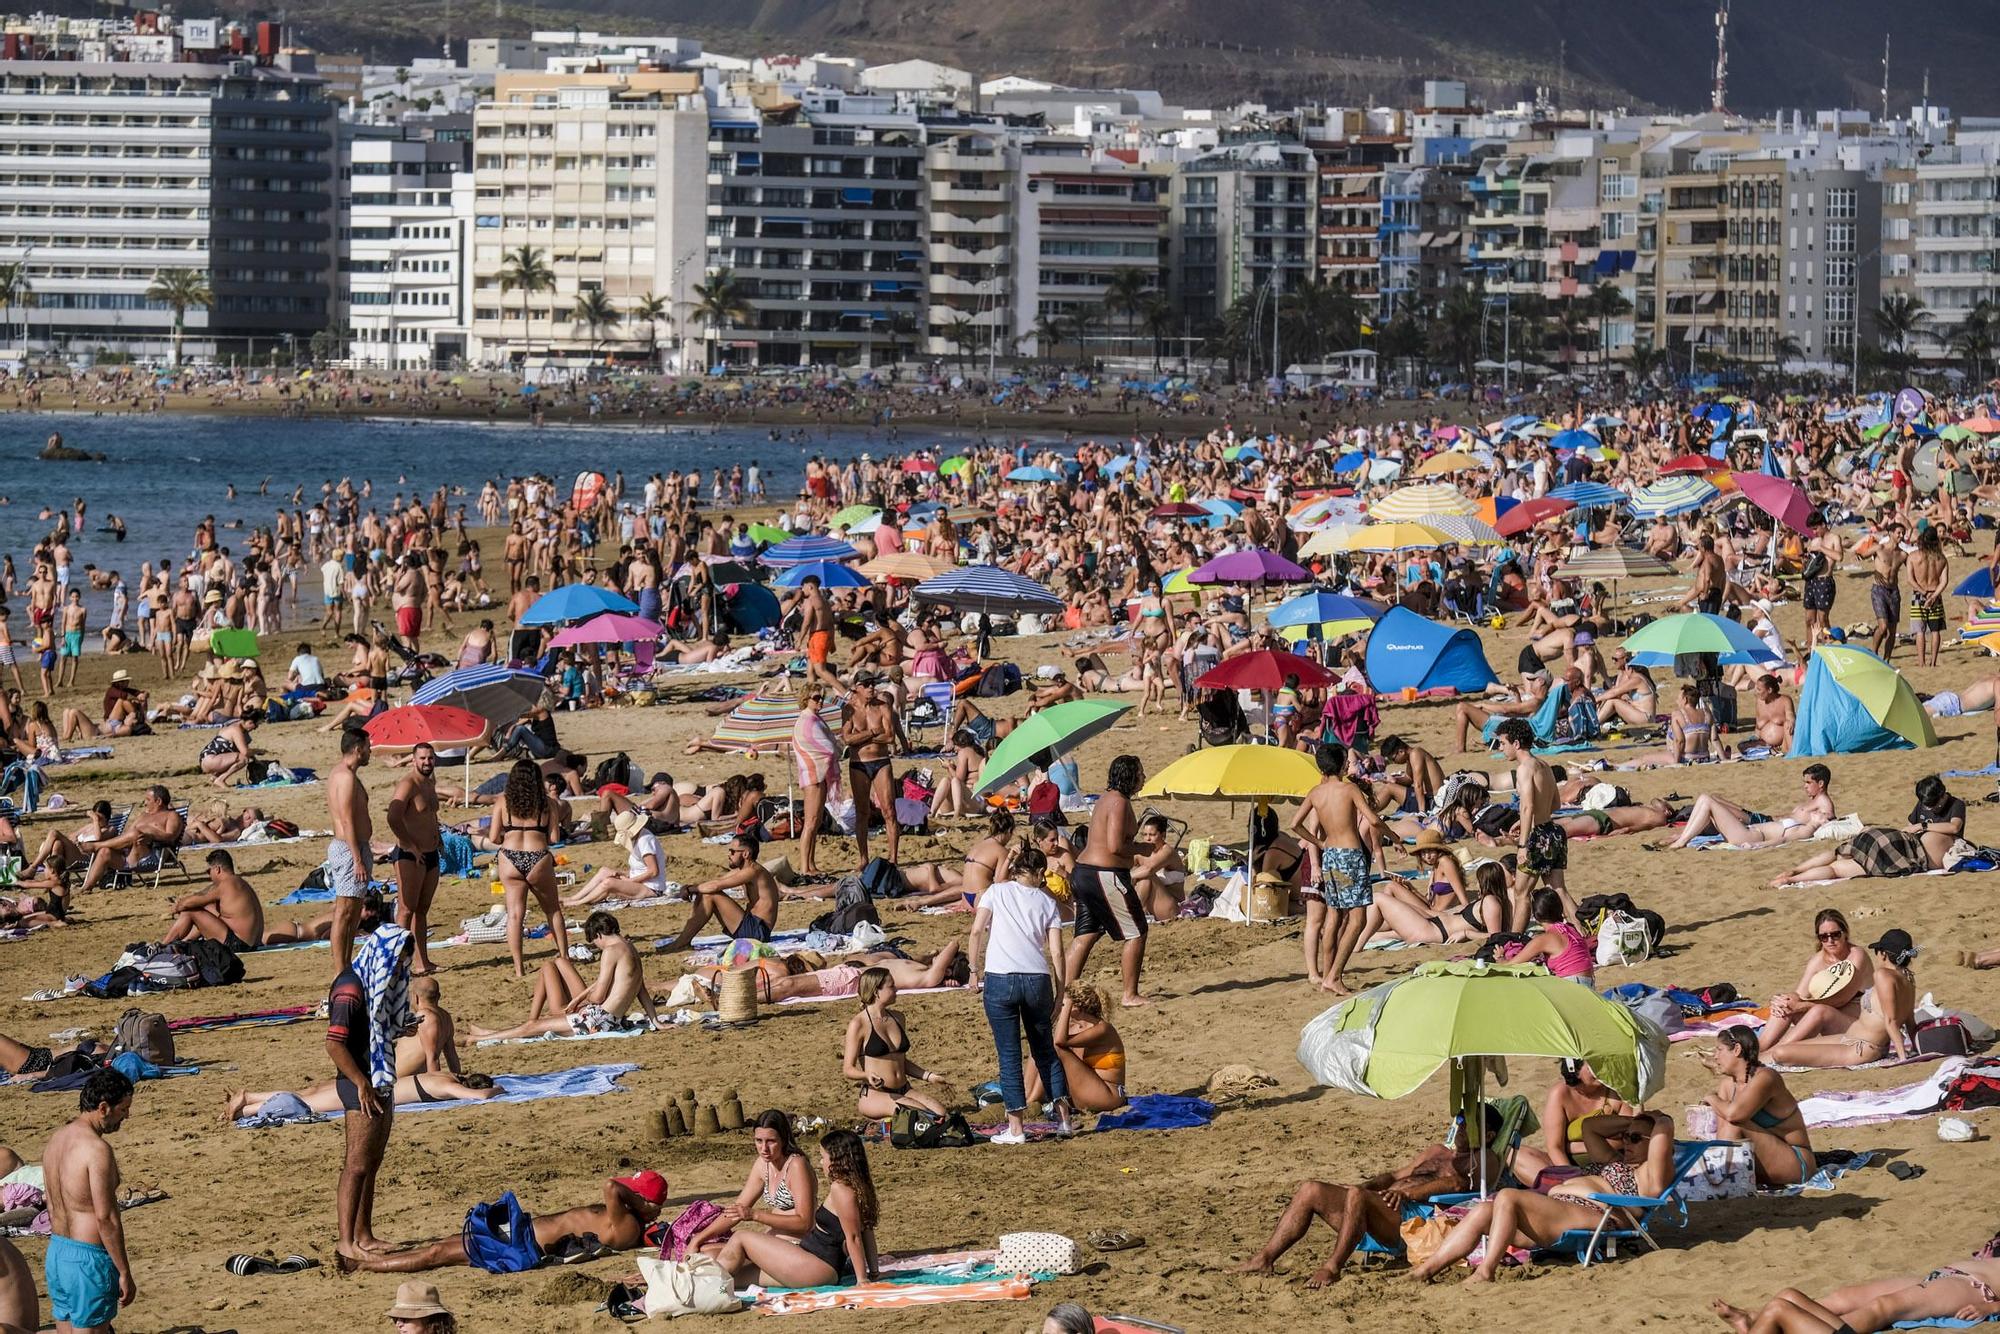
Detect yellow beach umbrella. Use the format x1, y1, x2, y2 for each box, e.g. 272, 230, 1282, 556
1370, 483, 1476, 520
858, 551, 957, 582
1140, 745, 1323, 923
1300, 524, 1367, 558
1332, 522, 1452, 553
1414, 451, 1480, 478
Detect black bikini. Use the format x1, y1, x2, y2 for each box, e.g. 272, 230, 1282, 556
799, 1205, 853, 1279
862, 1012, 911, 1097
497, 809, 550, 875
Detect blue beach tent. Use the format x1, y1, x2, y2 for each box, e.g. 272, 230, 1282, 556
1788, 644, 1937, 757
1364, 607, 1499, 695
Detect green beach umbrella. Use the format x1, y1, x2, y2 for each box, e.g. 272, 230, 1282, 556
972, 699, 1132, 797
747, 524, 791, 546
939, 456, 971, 477
1620, 611, 1779, 667
209, 628, 260, 659
1939, 424, 1977, 444
829, 504, 882, 529
1161, 567, 1197, 595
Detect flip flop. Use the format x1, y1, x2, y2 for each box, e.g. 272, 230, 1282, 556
1088, 1229, 1145, 1252
226, 1253, 317, 1276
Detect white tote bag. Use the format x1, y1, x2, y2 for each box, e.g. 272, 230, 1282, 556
1677, 1142, 1755, 1201
639, 1252, 741, 1317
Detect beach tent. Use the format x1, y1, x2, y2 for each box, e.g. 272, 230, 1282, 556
1788, 644, 1937, 757
1364, 607, 1498, 695
722, 582, 782, 634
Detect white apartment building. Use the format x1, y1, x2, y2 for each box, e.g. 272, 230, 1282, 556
1882, 140, 2000, 363
338, 125, 473, 368
468, 71, 709, 370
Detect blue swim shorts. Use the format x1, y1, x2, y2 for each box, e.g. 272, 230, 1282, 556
46, 1233, 120, 1329
1319, 845, 1373, 911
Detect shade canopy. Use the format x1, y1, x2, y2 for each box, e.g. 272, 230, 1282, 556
1546, 481, 1628, 509
759, 534, 861, 568
1370, 483, 1476, 521
972, 699, 1132, 797
1493, 497, 1574, 537
1188, 549, 1309, 586
859, 551, 958, 583
1788, 644, 1938, 756
1627, 475, 1718, 519
1331, 522, 1452, 553
913, 564, 1064, 614
518, 583, 641, 626
409, 665, 546, 728
1194, 649, 1336, 692
363, 704, 488, 750
546, 613, 664, 648
709, 689, 845, 753
1552, 548, 1678, 581
1733, 472, 1815, 534
1621, 612, 1780, 667
1266, 590, 1386, 634
1138, 744, 1322, 802
773, 560, 869, 589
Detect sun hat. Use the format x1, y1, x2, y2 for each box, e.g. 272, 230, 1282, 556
610, 807, 648, 847
110, 669, 131, 684
384, 1281, 452, 1320
1411, 828, 1448, 855
1804, 958, 1857, 1000
612, 1169, 668, 1206
203, 588, 224, 604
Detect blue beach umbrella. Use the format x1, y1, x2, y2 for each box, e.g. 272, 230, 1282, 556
410, 665, 547, 727
759, 534, 860, 568
1267, 590, 1387, 634
518, 583, 640, 626
1549, 428, 1599, 454
774, 560, 867, 589
1954, 568, 1997, 600
1547, 481, 1628, 509
914, 564, 1064, 614
1007, 466, 1063, 483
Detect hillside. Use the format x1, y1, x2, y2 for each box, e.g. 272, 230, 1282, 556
69, 0, 2000, 114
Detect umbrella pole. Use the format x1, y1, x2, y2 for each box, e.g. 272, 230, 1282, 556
1245, 801, 1257, 927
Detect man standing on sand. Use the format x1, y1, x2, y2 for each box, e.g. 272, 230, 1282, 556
329, 924, 415, 1265
1068, 754, 1151, 1008
1495, 718, 1575, 930
1908, 524, 1948, 669
42, 1068, 137, 1334
326, 728, 375, 975
1291, 742, 1381, 996
1677, 534, 1726, 616
506, 575, 541, 666
392, 553, 426, 654
785, 574, 843, 694
386, 742, 442, 977
1871, 520, 1906, 662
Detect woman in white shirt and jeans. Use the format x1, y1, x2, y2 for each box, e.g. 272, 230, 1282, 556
969, 847, 1072, 1143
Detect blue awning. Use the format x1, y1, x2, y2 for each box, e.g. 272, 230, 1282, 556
870, 280, 905, 293
736, 152, 762, 166
841, 187, 876, 203
711, 120, 757, 130
897, 251, 922, 260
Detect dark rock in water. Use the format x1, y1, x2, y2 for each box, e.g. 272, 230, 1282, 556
38, 441, 105, 462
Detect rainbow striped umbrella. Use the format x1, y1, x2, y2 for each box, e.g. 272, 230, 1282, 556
1628, 475, 1718, 519
709, 690, 846, 753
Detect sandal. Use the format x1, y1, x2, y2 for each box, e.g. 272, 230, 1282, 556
1087, 1229, 1145, 1252
226, 1253, 317, 1277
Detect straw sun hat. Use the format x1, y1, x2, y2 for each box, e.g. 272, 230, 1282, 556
384, 1281, 452, 1320
610, 807, 648, 848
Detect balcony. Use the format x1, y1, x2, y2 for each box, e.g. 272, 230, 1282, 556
930, 182, 1014, 204
928, 211, 1008, 235
929, 274, 1008, 296
1320, 224, 1377, 237
930, 242, 1010, 266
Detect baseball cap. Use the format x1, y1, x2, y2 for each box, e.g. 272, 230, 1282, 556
1867, 928, 1915, 958
613, 1169, 668, 1206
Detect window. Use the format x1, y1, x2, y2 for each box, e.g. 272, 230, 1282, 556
1826, 187, 1857, 219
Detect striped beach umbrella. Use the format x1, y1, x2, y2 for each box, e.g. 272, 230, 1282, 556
914, 564, 1064, 614
759, 534, 860, 568
1546, 481, 1628, 509
1332, 522, 1452, 553
859, 551, 957, 582
1627, 476, 1719, 519
1423, 514, 1506, 546
709, 690, 845, 753
1369, 483, 1476, 521
410, 665, 546, 728
1553, 548, 1677, 581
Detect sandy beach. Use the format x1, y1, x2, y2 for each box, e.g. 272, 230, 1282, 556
0, 544, 1995, 1333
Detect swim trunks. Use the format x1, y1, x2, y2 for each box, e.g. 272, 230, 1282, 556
1071, 862, 1148, 940
1318, 845, 1373, 911
568, 1003, 624, 1035
818, 963, 863, 996
1523, 819, 1569, 875
395, 605, 421, 639
1871, 583, 1899, 624
323, 839, 373, 900
1803, 576, 1835, 612
1911, 593, 1945, 633
60, 630, 81, 658
808, 629, 833, 665
46, 1233, 119, 1331
732, 913, 774, 944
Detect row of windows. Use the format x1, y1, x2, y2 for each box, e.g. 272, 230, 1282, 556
476, 154, 657, 171
0, 112, 208, 128
0, 143, 209, 159
0, 174, 208, 189
350, 290, 453, 307
1039, 239, 1159, 258
476, 122, 657, 139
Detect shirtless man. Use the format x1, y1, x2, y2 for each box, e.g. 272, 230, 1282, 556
787, 574, 842, 693
656, 835, 781, 952
0, 1232, 34, 1334
1291, 742, 1381, 996
42, 1068, 137, 1334
339, 1171, 667, 1275
842, 681, 903, 868
1680, 534, 1727, 615
161, 850, 263, 949
1068, 754, 1150, 1008
1451, 648, 1553, 752
391, 553, 426, 653
848, 617, 905, 674
325, 728, 374, 975
505, 575, 541, 664
1908, 525, 1949, 668
1752, 673, 1797, 753
1595, 647, 1659, 727
1871, 521, 1906, 661
1372, 735, 1443, 816
60, 785, 185, 899
465, 912, 661, 1041
1496, 717, 1574, 931
386, 743, 442, 976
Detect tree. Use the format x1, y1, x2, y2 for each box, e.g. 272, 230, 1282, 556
1139, 294, 1178, 370
1102, 268, 1152, 361
691, 268, 752, 367
1427, 286, 1485, 387
497, 245, 554, 366
0, 261, 30, 354
1553, 299, 1589, 370
144, 268, 213, 367
1031, 312, 1070, 364
570, 288, 620, 357
1280, 277, 1364, 364
1584, 281, 1632, 368
1873, 292, 1927, 372
941, 314, 978, 370
1950, 298, 1997, 385
1065, 305, 1101, 366
1772, 333, 1802, 378
630, 291, 671, 370
1627, 339, 1667, 388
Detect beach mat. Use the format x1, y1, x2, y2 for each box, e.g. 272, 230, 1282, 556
750, 1269, 1036, 1315
233, 1062, 636, 1126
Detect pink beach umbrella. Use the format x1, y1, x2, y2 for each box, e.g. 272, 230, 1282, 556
547, 612, 666, 648
1732, 473, 1815, 534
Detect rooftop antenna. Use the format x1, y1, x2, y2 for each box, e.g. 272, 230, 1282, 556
1710, 0, 1729, 113
1880, 32, 1890, 125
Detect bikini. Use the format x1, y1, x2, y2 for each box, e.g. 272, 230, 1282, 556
761, 1161, 797, 1213
497, 809, 551, 875
1748, 1104, 1816, 1183
798, 1205, 854, 1280
409, 1074, 448, 1104
862, 1010, 911, 1097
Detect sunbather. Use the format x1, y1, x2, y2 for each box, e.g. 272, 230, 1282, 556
1711, 1231, 2000, 1333
689, 942, 965, 1004
181, 803, 272, 846
1766, 929, 1916, 1068
592, 774, 682, 833
337, 1171, 667, 1274
1409, 1111, 1677, 1284
463, 911, 661, 1041
1771, 776, 1965, 887
223, 1070, 500, 1122
1365, 845, 1507, 947
710, 1131, 879, 1287
1656, 765, 1833, 849
685, 1109, 817, 1252
655, 834, 781, 952
1022, 983, 1128, 1113
39, 783, 184, 896
1757, 909, 1875, 1050
263, 893, 387, 945
1231, 1103, 1546, 1287
843, 967, 951, 1121
1706, 1026, 1816, 1187
1542, 1060, 1639, 1166
161, 849, 263, 949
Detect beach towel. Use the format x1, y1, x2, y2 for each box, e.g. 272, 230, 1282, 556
1091, 1094, 1216, 1133
353, 925, 414, 1092
777, 984, 962, 1007
169, 1006, 317, 1033
751, 1270, 1036, 1315
438, 830, 481, 878
233, 1063, 636, 1127
1799, 1058, 1970, 1128
278, 881, 395, 905
1764, 1148, 1880, 1195
474, 1025, 655, 1048
1893, 1319, 2000, 1329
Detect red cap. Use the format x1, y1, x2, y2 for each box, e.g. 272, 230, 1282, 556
613, 1170, 667, 1206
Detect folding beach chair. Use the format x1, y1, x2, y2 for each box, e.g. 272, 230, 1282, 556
1540, 1139, 1730, 1266
903, 681, 957, 749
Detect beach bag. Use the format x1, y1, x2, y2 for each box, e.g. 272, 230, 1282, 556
858, 856, 907, 901
1917, 1017, 1973, 1058
1596, 912, 1654, 968
1677, 1143, 1755, 1201
112, 1009, 174, 1065
1622, 990, 1685, 1037
136, 950, 200, 989
186, 939, 245, 988
1398, 1212, 1453, 1264
997, 1231, 1083, 1276
638, 1251, 738, 1317
810, 873, 880, 937
658, 1200, 724, 1262
462, 1191, 543, 1274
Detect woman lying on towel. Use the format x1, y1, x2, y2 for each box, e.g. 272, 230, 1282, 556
224, 1070, 499, 1121
1711, 1230, 2000, 1334
1408, 1110, 1678, 1284
1364, 847, 1508, 948
689, 942, 966, 1005
1705, 1025, 1816, 1188
1771, 776, 1965, 886
1765, 929, 1917, 1069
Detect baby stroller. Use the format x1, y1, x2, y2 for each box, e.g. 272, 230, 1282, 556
1195, 690, 1250, 749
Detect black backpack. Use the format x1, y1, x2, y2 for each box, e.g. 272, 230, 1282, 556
593, 752, 638, 791
810, 871, 881, 936
186, 939, 246, 988
858, 856, 908, 900
976, 663, 1022, 697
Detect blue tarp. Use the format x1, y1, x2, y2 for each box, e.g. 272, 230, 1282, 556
1364, 607, 1499, 695
724, 582, 782, 634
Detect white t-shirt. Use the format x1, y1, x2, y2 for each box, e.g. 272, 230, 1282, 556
288, 652, 325, 687
320, 558, 344, 602
624, 831, 665, 894
979, 879, 1060, 976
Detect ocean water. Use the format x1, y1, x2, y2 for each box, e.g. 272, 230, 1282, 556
0, 413, 941, 626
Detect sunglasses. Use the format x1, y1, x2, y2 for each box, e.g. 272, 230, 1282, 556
1818, 930, 1847, 942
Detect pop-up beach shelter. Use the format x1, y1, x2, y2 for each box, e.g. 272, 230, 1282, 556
1788, 644, 1937, 757
1364, 607, 1498, 694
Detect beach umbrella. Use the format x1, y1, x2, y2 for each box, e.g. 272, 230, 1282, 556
746, 523, 791, 546
1960, 416, 2000, 434
1139, 744, 1324, 922
546, 613, 665, 648
208, 628, 260, 659
410, 665, 546, 729
1552, 548, 1677, 581
828, 504, 882, 529
1954, 568, 1998, 600
709, 689, 845, 754
1188, 549, 1310, 587
1161, 567, 1199, 596
901, 457, 939, 473
1939, 425, 1979, 444
1548, 428, 1600, 454
1621, 612, 1780, 668
913, 565, 1064, 615
1370, 483, 1476, 520
518, 583, 641, 626
1007, 466, 1062, 483
858, 551, 957, 583
1287, 495, 1367, 532
939, 455, 971, 476
364, 704, 487, 750
1546, 481, 1628, 509
1627, 475, 1719, 519
1330, 521, 1452, 553
1195, 649, 1336, 692
1492, 497, 1575, 537
1223, 443, 1263, 462
1297, 525, 1368, 558
1732, 472, 1815, 534
759, 534, 860, 568
1266, 590, 1386, 637
1659, 454, 1719, 474
1415, 451, 1480, 477
972, 700, 1133, 797
774, 560, 869, 589
1423, 514, 1506, 546
1330, 451, 1372, 475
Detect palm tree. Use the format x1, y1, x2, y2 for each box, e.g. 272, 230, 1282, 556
1031, 312, 1069, 365
1139, 295, 1177, 370
0, 261, 31, 354
1873, 292, 1927, 371
1066, 306, 1101, 366
144, 268, 213, 367
941, 314, 978, 371
1553, 299, 1589, 370
1627, 339, 1668, 388
1428, 286, 1485, 388
691, 269, 753, 367
1280, 277, 1364, 363
1772, 333, 1803, 379
1584, 281, 1632, 369
1102, 269, 1153, 361
570, 288, 620, 358
497, 245, 554, 367
630, 291, 670, 370
1950, 298, 1997, 386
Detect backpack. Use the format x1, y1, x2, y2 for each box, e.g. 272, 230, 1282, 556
186, 939, 246, 988
136, 950, 200, 989
462, 1191, 544, 1274
112, 1009, 174, 1065
890, 1106, 977, 1149
264, 817, 301, 840
858, 856, 907, 900
593, 752, 638, 792
810, 871, 881, 936
976, 662, 1022, 697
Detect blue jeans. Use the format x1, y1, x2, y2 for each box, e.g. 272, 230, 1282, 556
982, 971, 1065, 1115
501, 723, 555, 759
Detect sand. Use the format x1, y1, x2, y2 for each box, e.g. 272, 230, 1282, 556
1, 554, 1997, 1334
